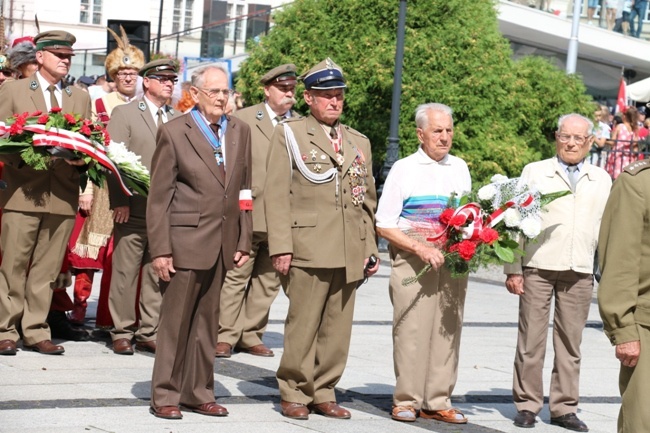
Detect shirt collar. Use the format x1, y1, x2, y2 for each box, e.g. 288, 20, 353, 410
417, 146, 450, 165
557, 155, 584, 173
36, 71, 61, 92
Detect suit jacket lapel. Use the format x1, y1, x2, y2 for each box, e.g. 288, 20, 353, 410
140, 102, 158, 139
186, 117, 225, 186
225, 117, 238, 189
61, 85, 73, 113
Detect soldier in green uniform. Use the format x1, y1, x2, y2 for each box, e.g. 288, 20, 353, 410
598, 159, 650, 433
264, 58, 380, 420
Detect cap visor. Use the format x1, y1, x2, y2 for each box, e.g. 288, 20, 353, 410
309, 80, 346, 90
44, 47, 75, 56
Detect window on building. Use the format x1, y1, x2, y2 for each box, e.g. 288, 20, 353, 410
80, 0, 102, 25
234, 4, 244, 40
173, 0, 182, 33
185, 0, 194, 32
225, 3, 233, 39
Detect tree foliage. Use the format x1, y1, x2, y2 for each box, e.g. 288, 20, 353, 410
236, 0, 594, 184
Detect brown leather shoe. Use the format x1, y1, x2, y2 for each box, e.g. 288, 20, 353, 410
0, 339, 17, 356
239, 344, 274, 357
514, 410, 537, 428
112, 338, 134, 355
23, 340, 65, 355
550, 413, 589, 432
308, 401, 351, 419
149, 405, 182, 419
280, 400, 309, 420
184, 402, 228, 417
215, 342, 232, 358
135, 340, 156, 354
420, 408, 467, 424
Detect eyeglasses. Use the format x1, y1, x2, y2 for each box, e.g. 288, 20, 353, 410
557, 133, 591, 145
148, 75, 178, 84
197, 87, 233, 99
116, 72, 138, 80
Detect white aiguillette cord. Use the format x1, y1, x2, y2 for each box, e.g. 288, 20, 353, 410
283, 123, 341, 207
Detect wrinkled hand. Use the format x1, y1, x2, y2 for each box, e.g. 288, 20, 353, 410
415, 244, 445, 270
113, 205, 130, 224
364, 256, 380, 277
234, 251, 249, 268
152, 255, 175, 282
79, 194, 93, 215
505, 274, 525, 295
272, 253, 293, 275
616, 340, 641, 368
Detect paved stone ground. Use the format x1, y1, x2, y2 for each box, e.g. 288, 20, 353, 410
0, 253, 620, 432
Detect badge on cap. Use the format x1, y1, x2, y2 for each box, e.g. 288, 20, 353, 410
138, 101, 146, 111
326, 58, 334, 70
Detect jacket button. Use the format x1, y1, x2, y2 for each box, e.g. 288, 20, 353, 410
344, 204, 347, 209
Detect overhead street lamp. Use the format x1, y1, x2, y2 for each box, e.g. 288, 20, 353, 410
566, 0, 581, 74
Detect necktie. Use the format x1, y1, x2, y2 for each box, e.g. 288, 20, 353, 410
330, 126, 340, 153
209, 123, 225, 177
274, 115, 284, 124
156, 108, 164, 126
47, 85, 59, 109
567, 165, 578, 191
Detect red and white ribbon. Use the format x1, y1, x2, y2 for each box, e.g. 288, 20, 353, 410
1, 123, 133, 196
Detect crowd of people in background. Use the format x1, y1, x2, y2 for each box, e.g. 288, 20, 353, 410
512, 0, 649, 38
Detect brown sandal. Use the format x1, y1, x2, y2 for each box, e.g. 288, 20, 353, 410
420, 407, 468, 424
391, 405, 416, 422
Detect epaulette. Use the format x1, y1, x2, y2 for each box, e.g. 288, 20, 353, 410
623, 159, 650, 176
343, 124, 368, 139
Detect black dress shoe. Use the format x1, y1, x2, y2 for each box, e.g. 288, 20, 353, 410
551, 413, 589, 432
47, 311, 90, 341
514, 410, 536, 428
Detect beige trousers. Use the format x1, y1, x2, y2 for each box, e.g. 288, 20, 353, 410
108, 213, 160, 343
218, 231, 280, 348
389, 246, 468, 410
513, 268, 593, 417
276, 266, 357, 404
0, 211, 74, 344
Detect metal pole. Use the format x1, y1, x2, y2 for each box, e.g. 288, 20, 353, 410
156, 0, 164, 54
175, 32, 180, 58
382, 0, 407, 183
566, 0, 582, 73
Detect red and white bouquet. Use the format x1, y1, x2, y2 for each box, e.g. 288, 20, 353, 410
402, 174, 568, 284
0, 109, 148, 196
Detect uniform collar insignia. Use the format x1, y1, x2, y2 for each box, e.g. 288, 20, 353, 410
64, 87, 72, 96
138, 101, 146, 111
168, 107, 175, 115
29, 80, 39, 90
256, 110, 263, 120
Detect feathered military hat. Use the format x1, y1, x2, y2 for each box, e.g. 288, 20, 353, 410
105, 26, 145, 80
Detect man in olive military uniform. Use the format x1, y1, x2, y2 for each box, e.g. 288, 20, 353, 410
598, 159, 650, 433
0, 30, 91, 356
264, 58, 380, 420
216, 63, 298, 358
106, 59, 179, 356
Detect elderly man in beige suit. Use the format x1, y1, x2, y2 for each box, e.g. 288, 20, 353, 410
216, 63, 298, 358
264, 58, 379, 420
106, 59, 179, 356
147, 64, 252, 420
505, 113, 612, 431
0, 30, 91, 356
